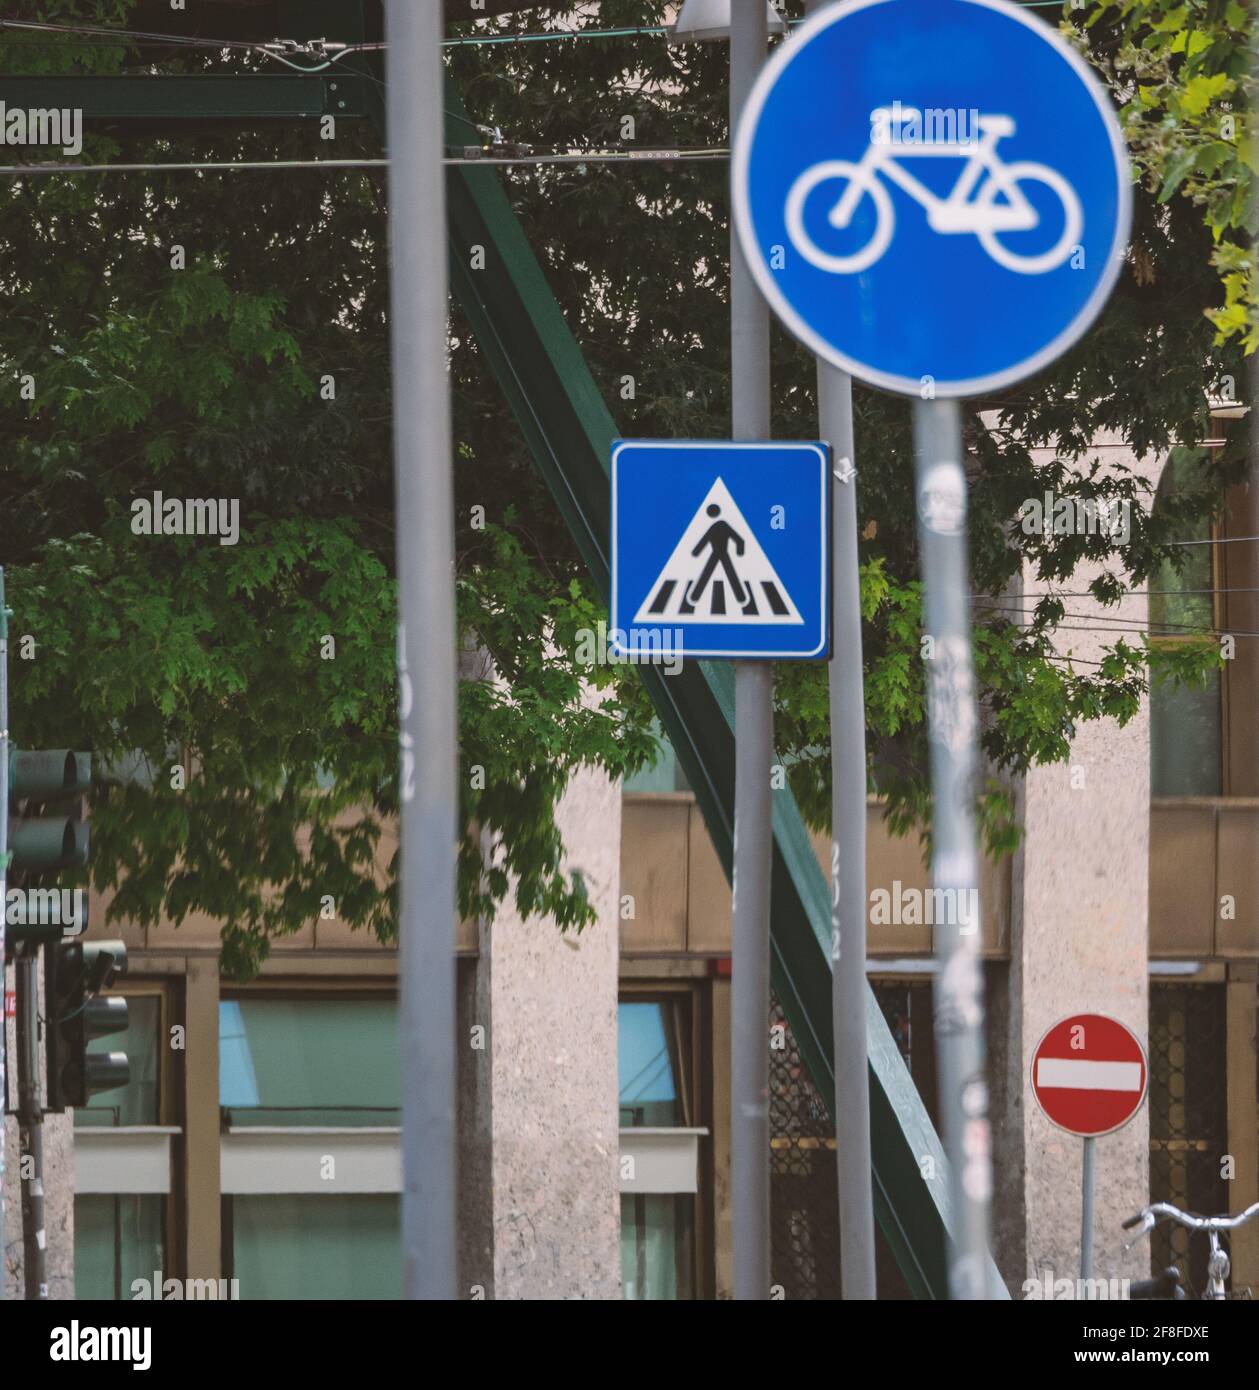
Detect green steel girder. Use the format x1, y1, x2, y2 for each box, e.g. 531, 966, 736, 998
439, 74, 1008, 1301
0, 76, 366, 123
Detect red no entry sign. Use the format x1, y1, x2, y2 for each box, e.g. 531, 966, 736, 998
1031, 1014, 1148, 1138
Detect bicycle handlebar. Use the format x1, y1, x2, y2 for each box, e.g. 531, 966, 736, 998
1123, 1201, 1259, 1236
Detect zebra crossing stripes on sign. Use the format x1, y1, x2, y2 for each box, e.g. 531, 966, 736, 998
610, 439, 830, 661
634, 479, 803, 625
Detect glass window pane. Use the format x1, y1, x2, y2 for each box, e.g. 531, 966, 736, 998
620, 1195, 692, 1299
623, 723, 691, 793
219, 998, 399, 1125
231, 1195, 400, 1299
78, 996, 161, 1128
618, 1002, 680, 1127
74, 1194, 165, 1299
1151, 669, 1222, 796
1149, 449, 1221, 796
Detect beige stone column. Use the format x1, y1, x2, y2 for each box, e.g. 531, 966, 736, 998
486, 765, 622, 1298
1012, 439, 1156, 1292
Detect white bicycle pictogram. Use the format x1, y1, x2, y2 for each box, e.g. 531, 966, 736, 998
785, 109, 1083, 276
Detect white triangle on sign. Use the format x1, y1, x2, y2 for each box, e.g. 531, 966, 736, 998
633, 478, 803, 625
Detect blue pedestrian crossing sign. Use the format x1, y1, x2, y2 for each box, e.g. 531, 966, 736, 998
610, 440, 830, 661
732, 0, 1131, 398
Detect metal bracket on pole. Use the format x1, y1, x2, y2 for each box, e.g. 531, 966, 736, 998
912, 399, 993, 1299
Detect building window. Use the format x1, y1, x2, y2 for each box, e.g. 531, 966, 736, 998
218, 994, 402, 1300
618, 994, 701, 1299
1150, 451, 1221, 796
623, 723, 691, 795
219, 997, 400, 1126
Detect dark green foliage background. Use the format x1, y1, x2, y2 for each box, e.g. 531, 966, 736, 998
0, 1, 1243, 973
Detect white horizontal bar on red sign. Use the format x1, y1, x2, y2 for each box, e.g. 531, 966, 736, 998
1036, 1059, 1143, 1092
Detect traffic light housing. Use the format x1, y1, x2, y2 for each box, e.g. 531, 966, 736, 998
6, 749, 91, 950
8, 749, 90, 868
45, 939, 130, 1113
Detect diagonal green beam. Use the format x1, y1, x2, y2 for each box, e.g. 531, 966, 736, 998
439, 75, 1006, 1301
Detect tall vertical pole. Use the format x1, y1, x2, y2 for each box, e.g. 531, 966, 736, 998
1080, 1137, 1096, 1281
730, 0, 773, 1302
16, 952, 47, 1298
912, 399, 992, 1299
817, 363, 877, 1299
801, 0, 876, 1298
806, 0, 875, 1296
385, 0, 457, 1299
0, 569, 8, 1301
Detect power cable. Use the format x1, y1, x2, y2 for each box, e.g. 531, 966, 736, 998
0, 149, 727, 178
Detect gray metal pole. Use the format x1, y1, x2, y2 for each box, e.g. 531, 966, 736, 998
817, 363, 877, 1299
0, 569, 8, 1301
385, 0, 457, 1299
16, 953, 47, 1299
803, 0, 876, 1297
911, 399, 992, 1299
730, 0, 773, 1302
1080, 1137, 1096, 1281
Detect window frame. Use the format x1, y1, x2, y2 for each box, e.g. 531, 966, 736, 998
617, 981, 709, 1299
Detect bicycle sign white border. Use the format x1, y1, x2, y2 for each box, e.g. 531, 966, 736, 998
731, 0, 1133, 399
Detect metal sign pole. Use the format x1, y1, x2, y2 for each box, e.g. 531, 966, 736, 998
730, 0, 773, 1301
817, 364, 877, 1300
385, 0, 457, 1299
911, 399, 992, 1300
1081, 1136, 1096, 1281
0, 569, 8, 1300
802, 0, 876, 1304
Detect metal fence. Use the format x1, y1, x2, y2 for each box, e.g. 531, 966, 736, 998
1148, 982, 1230, 1296
769, 982, 937, 1299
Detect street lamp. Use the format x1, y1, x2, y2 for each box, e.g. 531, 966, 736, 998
668, 0, 788, 44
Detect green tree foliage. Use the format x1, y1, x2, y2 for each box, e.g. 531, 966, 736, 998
1070, 0, 1257, 347
448, 0, 1239, 854
0, 2, 1242, 973
1, 1, 657, 975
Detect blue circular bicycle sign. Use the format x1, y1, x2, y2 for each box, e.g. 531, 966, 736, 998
732, 0, 1131, 397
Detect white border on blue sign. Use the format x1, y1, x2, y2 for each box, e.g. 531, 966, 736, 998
731, 0, 1134, 399
610, 439, 830, 660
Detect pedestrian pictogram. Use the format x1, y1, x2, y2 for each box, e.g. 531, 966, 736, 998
635, 478, 803, 625
1031, 1013, 1148, 1139
611, 440, 830, 660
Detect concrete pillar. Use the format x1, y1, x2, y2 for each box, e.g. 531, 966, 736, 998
486, 764, 622, 1298
1010, 437, 1157, 1294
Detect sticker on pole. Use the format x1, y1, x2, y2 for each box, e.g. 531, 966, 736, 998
731, 0, 1131, 397
611, 440, 830, 660
1031, 1013, 1148, 1139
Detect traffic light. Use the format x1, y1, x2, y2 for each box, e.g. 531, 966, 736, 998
45, 939, 130, 1113
5, 749, 91, 949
